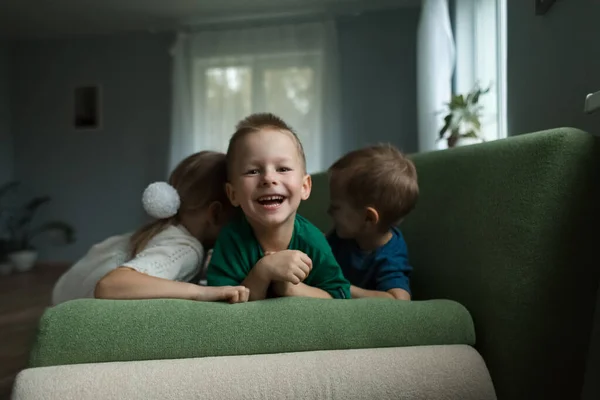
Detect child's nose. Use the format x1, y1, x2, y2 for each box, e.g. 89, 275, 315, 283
261, 172, 277, 186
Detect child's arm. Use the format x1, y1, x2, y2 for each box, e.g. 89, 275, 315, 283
207, 237, 274, 301
95, 267, 249, 303
351, 229, 413, 300
305, 255, 351, 299
207, 230, 314, 301
353, 247, 413, 300
272, 281, 332, 299
97, 239, 249, 303
239, 264, 272, 301
270, 253, 349, 299
244, 251, 313, 300
285, 229, 351, 299
350, 285, 411, 300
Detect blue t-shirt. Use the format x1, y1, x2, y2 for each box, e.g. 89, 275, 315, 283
327, 228, 412, 294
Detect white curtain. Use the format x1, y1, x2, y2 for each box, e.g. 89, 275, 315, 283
417, 0, 456, 152
168, 33, 194, 172
169, 21, 341, 174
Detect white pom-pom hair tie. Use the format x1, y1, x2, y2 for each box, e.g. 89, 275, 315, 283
142, 182, 181, 219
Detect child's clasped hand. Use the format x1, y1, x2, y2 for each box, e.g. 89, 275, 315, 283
257, 250, 313, 285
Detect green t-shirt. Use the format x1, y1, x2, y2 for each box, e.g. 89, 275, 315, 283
206, 213, 351, 299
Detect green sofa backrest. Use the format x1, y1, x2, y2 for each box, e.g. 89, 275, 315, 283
297, 172, 332, 232
299, 128, 600, 400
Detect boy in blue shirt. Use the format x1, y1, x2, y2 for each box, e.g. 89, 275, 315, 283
327, 144, 419, 300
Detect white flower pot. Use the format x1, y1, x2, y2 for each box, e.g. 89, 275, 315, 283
454, 137, 484, 147
0, 261, 12, 276
9, 250, 38, 273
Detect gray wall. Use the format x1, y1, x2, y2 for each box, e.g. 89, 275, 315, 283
8, 9, 417, 262
0, 43, 12, 184
11, 33, 172, 261
507, 0, 600, 136
338, 8, 419, 154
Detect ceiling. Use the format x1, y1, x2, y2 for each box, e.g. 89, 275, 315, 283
0, 0, 419, 39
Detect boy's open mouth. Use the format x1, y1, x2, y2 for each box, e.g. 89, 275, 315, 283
256, 195, 285, 209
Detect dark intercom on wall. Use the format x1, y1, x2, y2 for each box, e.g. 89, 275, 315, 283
535, 0, 556, 15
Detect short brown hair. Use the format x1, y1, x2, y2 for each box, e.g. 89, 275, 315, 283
226, 113, 307, 177
328, 144, 418, 229
130, 151, 230, 256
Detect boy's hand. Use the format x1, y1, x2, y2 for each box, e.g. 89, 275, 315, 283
257, 250, 312, 284
194, 285, 250, 304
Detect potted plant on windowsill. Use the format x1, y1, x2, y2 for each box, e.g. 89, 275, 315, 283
0, 181, 76, 273
439, 83, 490, 148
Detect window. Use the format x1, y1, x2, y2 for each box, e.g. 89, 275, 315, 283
454, 0, 507, 140
166, 21, 340, 173
192, 52, 323, 170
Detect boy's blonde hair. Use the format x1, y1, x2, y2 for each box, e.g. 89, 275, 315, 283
328, 144, 418, 230
226, 113, 307, 176
130, 151, 230, 256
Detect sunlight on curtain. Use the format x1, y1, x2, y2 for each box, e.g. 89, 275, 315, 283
199, 64, 252, 153
417, 0, 456, 152
170, 21, 340, 174
454, 0, 507, 141
168, 33, 194, 172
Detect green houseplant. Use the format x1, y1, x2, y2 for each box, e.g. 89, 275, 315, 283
0, 181, 75, 273
439, 84, 490, 148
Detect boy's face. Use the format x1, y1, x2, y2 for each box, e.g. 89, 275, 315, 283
327, 176, 366, 239
226, 128, 311, 229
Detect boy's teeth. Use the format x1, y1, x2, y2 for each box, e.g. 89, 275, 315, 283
257, 195, 284, 206
259, 196, 283, 201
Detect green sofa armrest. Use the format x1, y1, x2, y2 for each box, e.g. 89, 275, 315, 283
403, 129, 600, 400
300, 127, 600, 400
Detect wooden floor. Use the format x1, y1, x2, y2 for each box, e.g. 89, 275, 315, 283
0, 265, 67, 399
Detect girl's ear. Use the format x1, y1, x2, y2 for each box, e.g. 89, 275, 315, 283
208, 201, 224, 226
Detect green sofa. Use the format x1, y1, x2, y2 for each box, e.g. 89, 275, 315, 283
12, 128, 600, 400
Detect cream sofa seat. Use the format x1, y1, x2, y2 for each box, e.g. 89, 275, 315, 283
12, 345, 496, 400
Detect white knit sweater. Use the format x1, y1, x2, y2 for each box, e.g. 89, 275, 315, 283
51, 225, 205, 305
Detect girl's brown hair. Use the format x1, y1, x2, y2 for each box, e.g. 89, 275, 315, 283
129, 151, 229, 256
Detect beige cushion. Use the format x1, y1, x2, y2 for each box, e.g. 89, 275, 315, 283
12, 345, 496, 400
